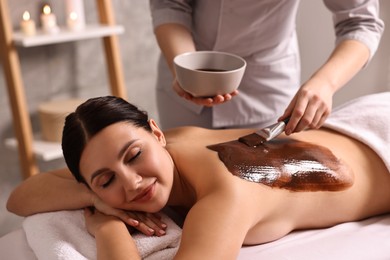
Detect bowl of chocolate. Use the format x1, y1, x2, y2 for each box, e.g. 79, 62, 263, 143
173, 51, 246, 97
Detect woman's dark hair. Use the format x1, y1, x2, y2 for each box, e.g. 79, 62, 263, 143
62, 96, 152, 184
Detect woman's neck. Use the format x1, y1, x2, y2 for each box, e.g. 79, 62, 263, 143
167, 164, 196, 209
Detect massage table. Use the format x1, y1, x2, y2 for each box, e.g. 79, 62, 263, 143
1, 210, 389, 259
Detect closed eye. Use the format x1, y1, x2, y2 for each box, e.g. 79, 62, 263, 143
102, 175, 114, 188
127, 150, 141, 164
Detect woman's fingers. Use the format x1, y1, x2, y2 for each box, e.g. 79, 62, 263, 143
122, 211, 167, 237
93, 197, 167, 237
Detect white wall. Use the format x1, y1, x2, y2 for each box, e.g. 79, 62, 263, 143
297, 0, 390, 106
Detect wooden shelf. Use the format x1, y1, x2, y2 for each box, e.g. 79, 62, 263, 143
0, 0, 128, 179
13, 24, 124, 47
5, 137, 62, 161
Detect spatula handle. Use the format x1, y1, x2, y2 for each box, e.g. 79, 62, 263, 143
282, 117, 290, 124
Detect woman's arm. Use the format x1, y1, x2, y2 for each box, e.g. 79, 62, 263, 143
7, 168, 93, 216
174, 184, 254, 259
7, 168, 167, 236
84, 172, 250, 259
84, 208, 141, 260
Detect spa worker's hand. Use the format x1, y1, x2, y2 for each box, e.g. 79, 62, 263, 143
84, 208, 142, 260
155, 23, 238, 107
279, 78, 333, 135
93, 196, 167, 237
279, 40, 371, 135
173, 78, 239, 107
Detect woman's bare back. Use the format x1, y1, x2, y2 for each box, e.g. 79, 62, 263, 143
165, 126, 390, 245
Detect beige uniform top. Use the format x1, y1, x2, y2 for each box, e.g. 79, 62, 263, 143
150, 0, 384, 128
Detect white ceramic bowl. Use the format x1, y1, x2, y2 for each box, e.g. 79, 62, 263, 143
173, 51, 246, 97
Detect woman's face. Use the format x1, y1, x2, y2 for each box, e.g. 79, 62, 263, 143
79, 120, 174, 213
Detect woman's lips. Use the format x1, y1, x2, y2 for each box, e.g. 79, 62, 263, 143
132, 182, 156, 202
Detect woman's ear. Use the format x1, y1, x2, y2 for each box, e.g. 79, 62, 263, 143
148, 119, 166, 146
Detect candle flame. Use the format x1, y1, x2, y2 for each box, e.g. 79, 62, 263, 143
69, 12, 78, 20
22, 11, 31, 21
43, 5, 51, 15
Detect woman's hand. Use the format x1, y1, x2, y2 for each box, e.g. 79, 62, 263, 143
84, 207, 124, 237
173, 79, 238, 107
93, 197, 167, 236
279, 78, 333, 135
84, 208, 142, 260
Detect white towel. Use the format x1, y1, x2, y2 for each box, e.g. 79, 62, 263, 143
23, 210, 181, 260
323, 92, 390, 172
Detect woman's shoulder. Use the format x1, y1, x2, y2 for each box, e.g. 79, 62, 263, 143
164, 126, 254, 144
164, 126, 208, 136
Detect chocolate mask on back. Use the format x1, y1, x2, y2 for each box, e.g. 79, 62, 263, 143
207, 138, 352, 192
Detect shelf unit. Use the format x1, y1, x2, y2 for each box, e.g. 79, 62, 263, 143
13, 24, 124, 47
0, 0, 128, 179
5, 137, 63, 162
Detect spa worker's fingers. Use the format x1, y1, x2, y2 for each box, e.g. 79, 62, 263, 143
190, 91, 238, 107
279, 83, 333, 135
172, 79, 238, 107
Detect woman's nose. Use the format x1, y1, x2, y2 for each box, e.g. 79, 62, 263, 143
121, 171, 142, 192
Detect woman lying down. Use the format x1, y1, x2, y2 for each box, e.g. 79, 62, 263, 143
7, 92, 390, 259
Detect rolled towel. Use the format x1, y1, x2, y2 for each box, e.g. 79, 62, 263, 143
324, 92, 390, 172
23, 210, 181, 260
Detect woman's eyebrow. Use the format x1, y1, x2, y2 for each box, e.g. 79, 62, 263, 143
117, 139, 138, 160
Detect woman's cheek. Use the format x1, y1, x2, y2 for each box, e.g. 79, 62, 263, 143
150, 149, 169, 174
98, 189, 124, 208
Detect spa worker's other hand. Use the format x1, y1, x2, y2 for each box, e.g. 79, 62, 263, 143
279, 78, 333, 135
93, 196, 167, 237
173, 79, 239, 107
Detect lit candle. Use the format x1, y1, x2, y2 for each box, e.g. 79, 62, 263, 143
40, 4, 59, 34
20, 11, 36, 36
67, 12, 83, 31
65, 0, 86, 30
